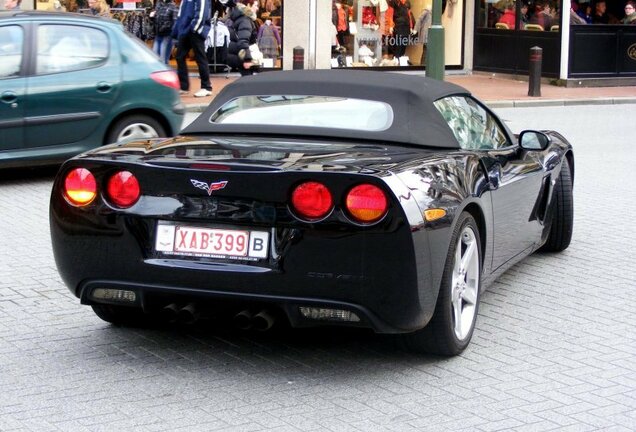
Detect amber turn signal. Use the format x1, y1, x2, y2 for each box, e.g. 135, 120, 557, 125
424, 208, 446, 222
345, 184, 388, 224
63, 168, 97, 206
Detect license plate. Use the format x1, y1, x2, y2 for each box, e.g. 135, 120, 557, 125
155, 222, 269, 260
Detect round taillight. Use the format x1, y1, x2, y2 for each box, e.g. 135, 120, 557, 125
64, 168, 97, 206
345, 184, 388, 224
106, 171, 140, 208
290, 181, 333, 220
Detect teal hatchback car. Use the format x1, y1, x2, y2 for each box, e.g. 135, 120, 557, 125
0, 11, 184, 168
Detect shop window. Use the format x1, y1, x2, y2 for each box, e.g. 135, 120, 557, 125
331, 0, 464, 69
477, 0, 560, 31
256, 0, 284, 68
207, 0, 284, 70
36, 25, 109, 75
0, 26, 23, 79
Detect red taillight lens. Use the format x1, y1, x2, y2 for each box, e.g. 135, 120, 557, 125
291, 181, 333, 220
63, 168, 97, 206
106, 171, 140, 208
150, 70, 180, 90
345, 184, 388, 223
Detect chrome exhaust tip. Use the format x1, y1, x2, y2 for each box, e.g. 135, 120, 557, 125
252, 309, 275, 331
233, 309, 253, 330
161, 303, 180, 323
177, 302, 199, 325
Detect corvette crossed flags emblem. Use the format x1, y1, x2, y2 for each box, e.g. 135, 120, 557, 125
190, 179, 228, 196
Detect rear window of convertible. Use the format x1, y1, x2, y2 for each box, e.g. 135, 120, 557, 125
210, 95, 394, 131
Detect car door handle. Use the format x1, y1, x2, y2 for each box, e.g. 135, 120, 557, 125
1, 91, 18, 104
96, 82, 112, 93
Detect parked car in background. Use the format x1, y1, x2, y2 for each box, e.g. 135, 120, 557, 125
50, 70, 574, 356
0, 11, 184, 168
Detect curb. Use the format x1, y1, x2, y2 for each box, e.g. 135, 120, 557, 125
485, 97, 636, 109
184, 103, 210, 113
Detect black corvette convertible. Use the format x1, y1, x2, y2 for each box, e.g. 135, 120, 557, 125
50, 70, 574, 356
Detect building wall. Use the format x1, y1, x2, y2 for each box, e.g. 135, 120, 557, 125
282, 1, 310, 70
282, 0, 333, 70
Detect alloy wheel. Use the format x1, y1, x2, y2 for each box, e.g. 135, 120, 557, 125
116, 123, 159, 142
451, 225, 479, 340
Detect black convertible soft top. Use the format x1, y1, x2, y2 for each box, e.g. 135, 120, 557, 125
184, 69, 471, 148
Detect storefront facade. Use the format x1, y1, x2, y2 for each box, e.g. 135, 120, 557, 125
294, 0, 636, 83
11, 0, 636, 83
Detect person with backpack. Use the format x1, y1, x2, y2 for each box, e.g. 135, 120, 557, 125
152, 0, 178, 64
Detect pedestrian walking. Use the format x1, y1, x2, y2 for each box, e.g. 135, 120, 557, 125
172, 0, 213, 97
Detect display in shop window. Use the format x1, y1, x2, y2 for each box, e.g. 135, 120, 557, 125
331, 0, 463, 69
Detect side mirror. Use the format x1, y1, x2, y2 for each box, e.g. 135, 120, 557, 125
519, 130, 550, 151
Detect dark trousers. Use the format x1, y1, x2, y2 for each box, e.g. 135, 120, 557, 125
175, 32, 211, 91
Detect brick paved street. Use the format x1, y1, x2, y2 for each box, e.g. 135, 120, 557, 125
1, 104, 635, 431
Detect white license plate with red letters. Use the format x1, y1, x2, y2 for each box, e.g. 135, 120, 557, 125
155, 222, 269, 260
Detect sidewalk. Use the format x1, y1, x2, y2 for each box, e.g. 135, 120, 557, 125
180, 71, 636, 112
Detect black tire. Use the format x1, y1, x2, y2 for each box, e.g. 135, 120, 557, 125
91, 304, 155, 327
105, 114, 166, 145
540, 158, 573, 252
399, 212, 482, 356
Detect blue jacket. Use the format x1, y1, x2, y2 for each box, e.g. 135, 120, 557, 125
171, 0, 211, 40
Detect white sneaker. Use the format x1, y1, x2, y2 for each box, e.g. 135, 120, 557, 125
179, 90, 189, 95
193, 89, 212, 97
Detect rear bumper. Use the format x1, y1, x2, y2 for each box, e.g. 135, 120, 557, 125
78, 279, 412, 333
52, 221, 436, 334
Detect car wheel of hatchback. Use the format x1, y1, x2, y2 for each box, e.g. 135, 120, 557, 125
400, 212, 481, 356
106, 114, 166, 144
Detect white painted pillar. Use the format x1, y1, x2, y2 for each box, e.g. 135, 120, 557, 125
559, 0, 570, 80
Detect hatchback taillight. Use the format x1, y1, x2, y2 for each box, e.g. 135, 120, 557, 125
345, 184, 388, 223
290, 181, 333, 220
106, 171, 140, 208
150, 70, 180, 90
63, 168, 97, 206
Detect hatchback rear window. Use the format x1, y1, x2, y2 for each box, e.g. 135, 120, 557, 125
210, 95, 394, 131
121, 31, 164, 64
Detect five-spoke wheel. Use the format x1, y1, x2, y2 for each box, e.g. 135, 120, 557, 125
400, 212, 482, 356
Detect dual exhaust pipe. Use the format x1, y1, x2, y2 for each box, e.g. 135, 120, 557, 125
233, 309, 275, 331
161, 303, 275, 331
161, 302, 201, 325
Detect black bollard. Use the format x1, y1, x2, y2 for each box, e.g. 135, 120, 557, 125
528, 46, 542, 97
293, 46, 304, 70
